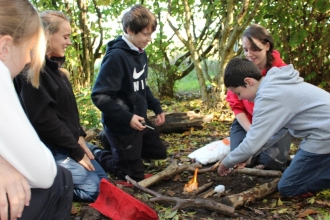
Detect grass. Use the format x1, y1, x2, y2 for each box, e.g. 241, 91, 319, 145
175, 71, 216, 92
175, 73, 200, 91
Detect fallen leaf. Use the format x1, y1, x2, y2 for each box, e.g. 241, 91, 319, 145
210, 131, 220, 136
166, 189, 176, 197
254, 208, 264, 215
278, 198, 283, 206
173, 174, 182, 181
71, 205, 78, 215
180, 157, 191, 162
181, 131, 191, 137
297, 209, 317, 218
164, 210, 178, 218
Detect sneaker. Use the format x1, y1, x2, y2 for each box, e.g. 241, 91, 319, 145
292, 192, 314, 199
115, 180, 133, 188
86, 143, 102, 155
144, 173, 153, 179
115, 174, 152, 188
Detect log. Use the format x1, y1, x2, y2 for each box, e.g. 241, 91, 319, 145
147, 112, 213, 134
220, 178, 280, 209
96, 111, 214, 147
138, 162, 202, 188
126, 176, 236, 217
233, 168, 282, 177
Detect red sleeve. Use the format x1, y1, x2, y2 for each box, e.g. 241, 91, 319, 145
226, 90, 253, 123
227, 50, 286, 123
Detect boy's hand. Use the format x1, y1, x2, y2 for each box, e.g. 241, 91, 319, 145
155, 112, 165, 126
78, 154, 95, 172
0, 156, 31, 220
130, 114, 146, 131
218, 162, 232, 176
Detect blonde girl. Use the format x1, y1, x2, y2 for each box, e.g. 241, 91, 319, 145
14, 10, 108, 202
0, 0, 73, 219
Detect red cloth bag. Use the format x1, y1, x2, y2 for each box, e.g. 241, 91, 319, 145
90, 178, 158, 220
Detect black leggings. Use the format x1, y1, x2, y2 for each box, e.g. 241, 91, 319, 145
97, 121, 167, 181
17, 165, 73, 220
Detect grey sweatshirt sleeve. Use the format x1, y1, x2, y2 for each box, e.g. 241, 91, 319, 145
222, 93, 294, 168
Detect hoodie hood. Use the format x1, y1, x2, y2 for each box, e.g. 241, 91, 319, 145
105, 36, 140, 55
260, 64, 304, 89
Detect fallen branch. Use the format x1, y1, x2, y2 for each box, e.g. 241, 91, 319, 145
233, 168, 282, 177
199, 188, 215, 198
138, 162, 202, 188
126, 176, 236, 217
220, 178, 280, 209
198, 159, 222, 173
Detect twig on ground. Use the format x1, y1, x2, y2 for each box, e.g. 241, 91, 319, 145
183, 181, 214, 195
126, 175, 236, 217
233, 168, 282, 177
138, 161, 202, 188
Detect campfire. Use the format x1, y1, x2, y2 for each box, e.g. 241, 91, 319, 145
183, 168, 199, 193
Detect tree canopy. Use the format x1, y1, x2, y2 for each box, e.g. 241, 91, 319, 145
31, 0, 330, 105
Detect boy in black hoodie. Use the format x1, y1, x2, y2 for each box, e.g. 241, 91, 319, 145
91, 4, 167, 182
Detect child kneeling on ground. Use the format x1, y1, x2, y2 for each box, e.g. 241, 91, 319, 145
218, 57, 330, 197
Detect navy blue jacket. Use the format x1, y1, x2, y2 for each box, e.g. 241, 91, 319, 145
92, 36, 162, 135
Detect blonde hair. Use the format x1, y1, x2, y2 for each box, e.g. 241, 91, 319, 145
0, 0, 46, 88
40, 10, 70, 55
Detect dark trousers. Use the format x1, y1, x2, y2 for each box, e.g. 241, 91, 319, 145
97, 121, 167, 181
230, 119, 292, 170
18, 165, 73, 220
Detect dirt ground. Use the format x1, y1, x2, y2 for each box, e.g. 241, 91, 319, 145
144, 166, 278, 219
71, 165, 279, 220
71, 132, 329, 220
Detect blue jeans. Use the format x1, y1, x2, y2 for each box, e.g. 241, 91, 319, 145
278, 148, 330, 196
53, 147, 109, 202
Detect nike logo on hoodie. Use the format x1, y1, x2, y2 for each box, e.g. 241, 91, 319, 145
133, 64, 146, 79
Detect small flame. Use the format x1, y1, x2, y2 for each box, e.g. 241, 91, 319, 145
183, 168, 199, 193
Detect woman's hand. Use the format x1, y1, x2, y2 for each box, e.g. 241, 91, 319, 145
78, 154, 95, 172
78, 136, 94, 160
0, 155, 30, 220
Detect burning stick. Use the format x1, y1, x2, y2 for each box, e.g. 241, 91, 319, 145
184, 181, 214, 195
183, 168, 199, 193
